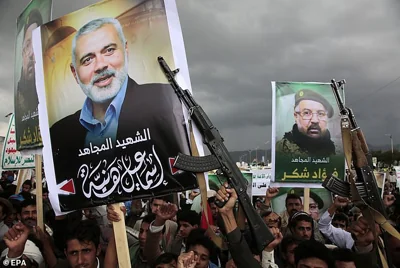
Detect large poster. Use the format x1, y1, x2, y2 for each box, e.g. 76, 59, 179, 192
14, 0, 52, 150
271, 82, 345, 187
34, 0, 199, 214
2, 115, 35, 170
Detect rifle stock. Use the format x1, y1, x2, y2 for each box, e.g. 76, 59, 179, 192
158, 56, 274, 252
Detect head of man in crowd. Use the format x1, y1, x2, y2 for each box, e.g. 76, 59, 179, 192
22, 179, 32, 193
289, 212, 313, 241
294, 240, 335, 268
153, 253, 178, 268
281, 236, 302, 268
177, 210, 200, 239
261, 211, 281, 229
255, 197, 263, 209
286, 193, 303, 217
139, 214, 156, 250
332, 213, 349, 230
294, 89, 333, 140
186, 230, 216, 268
42, 187, 49, 200
17, 198, 37, 228
21, 9, 42, 83
331, 248, 356, 268
207, 197, 218, 222
5, 200, 18, 227
70, 17, 129, 108
0, 198, 12, 223
150, 196, 173, 215
64, 220, 101, 268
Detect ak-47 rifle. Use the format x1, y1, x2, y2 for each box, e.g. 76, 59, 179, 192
323, 79, 399, 268
158, 56, 274, 253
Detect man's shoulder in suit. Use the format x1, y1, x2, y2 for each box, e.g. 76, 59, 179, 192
50, 110, 82, 146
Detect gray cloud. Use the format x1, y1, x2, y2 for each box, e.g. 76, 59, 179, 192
0, 0, 399, 151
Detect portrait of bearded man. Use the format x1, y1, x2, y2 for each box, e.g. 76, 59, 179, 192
276, 89, 337, 157
49, 17, 196, 211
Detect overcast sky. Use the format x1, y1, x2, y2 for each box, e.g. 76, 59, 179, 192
1, 0, 399, 152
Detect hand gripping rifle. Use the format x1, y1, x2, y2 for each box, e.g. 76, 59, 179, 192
158, 56, 274, 253
323, 79, 400, 268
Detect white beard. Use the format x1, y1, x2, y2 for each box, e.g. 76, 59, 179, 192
77, 55, 129, 103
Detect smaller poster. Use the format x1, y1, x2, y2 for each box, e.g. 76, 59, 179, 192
2, 114, 35, 170
251, 169, 272, 196
271, 187, 333, 221
271, 81, 345, 188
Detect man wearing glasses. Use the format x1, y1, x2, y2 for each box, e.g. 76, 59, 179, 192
276, 89, 337, 156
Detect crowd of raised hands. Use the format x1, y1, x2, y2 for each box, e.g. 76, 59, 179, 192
0, 176, 399, 268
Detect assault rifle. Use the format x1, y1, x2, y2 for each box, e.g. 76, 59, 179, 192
158, 56, 274, 252
323, 79, 396, 268
324, 80, 383, 210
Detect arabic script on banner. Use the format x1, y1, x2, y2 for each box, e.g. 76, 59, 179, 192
251, 169, 272, 196
2, 114, 35, 170
80, 144, 166, 198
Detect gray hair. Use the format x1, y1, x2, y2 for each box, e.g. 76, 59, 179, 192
71, 18, 126, 67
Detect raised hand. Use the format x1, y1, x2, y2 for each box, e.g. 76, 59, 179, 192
333, 196, 350, 208
216, 183, 237, 215
265, 187, 280, 200
106, 204, 126, 223
177, 251, 198, 268
264, 226, 283, 252
383, 194, 396, 207
189, 191, 200, 200
33, 225, 49, 244
225, 258, 237, 268
131, 199, 144, 216
350, 216, 378, 247
154, 203, 178, 226
4, 222, 30, 257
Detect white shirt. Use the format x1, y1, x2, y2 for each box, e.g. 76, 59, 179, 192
318, 210, 354, 249
2, 240, 44, 268
261, 250, 278, 268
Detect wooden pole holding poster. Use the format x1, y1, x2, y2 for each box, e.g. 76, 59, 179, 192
303, 188, 310, 214
35, 155, 44, 230
15, 169, 26, 194
112, 203, 130, 267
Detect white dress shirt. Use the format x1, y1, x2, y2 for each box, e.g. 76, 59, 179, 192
318, 210, 354, 249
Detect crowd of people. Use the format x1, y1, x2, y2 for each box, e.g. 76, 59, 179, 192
0, 169, 399, 268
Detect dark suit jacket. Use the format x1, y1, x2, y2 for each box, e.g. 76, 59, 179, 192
50, 77, 197, 211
